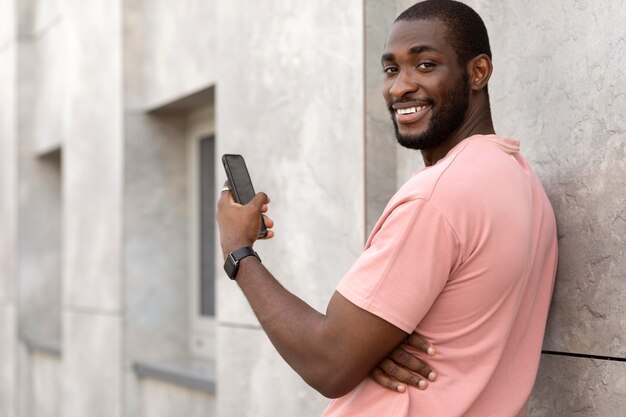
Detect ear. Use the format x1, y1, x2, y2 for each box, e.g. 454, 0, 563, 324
467, 54, 492, 92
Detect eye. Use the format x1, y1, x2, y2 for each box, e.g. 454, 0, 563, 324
417, 62, 436, 71
383, 66, 398, 75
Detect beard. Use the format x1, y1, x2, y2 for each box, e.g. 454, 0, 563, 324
392, 71, 470, 150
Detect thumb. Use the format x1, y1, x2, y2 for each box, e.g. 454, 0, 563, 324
249, 192, 269, 209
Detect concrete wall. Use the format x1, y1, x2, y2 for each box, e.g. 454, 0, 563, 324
16, 0, 63, 344
139, 379, 216, 417
0, 0, 18, 416
123, 1, 218, 416
364, 0, 413, 233
368, 1, 626, 415
26, 351, 60, 417
472, 1, 626, 414
1, 1, 625, 416
59, 1, 124, 416
215, 0, 365, 415
125, 0, 216, 109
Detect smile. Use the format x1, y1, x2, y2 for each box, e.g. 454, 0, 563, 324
394, 104, 431, 124
396, 105, 429, 115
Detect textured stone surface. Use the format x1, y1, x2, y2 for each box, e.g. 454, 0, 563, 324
30, 351, 60, 417
528, 354, 626, 417
212, 0, 366, 391
139, 378, 215, 417
58, 2, 124, 416
61, 311, 121, 417
217, 326, 328, 417
369, 0, 626, 414
123, 112, 189, 361
465, 0, 626, 358
62, 0, 123, 312
30, 0, 64, 35
28, 14, 66, 153
215, 0, 365, 326
364, 0, 426, 228
122, 0, 219, 411
0, 0, 16, 49
16, 14, 63, 339
124, 0, 216, 109
17, 150, 61, 340
1, 1, 624, 417
0, 47, 17, 303
0, 305, 16, 417
16, 0, 63, 37
0, 3, 17, 416
364, 1, 399, 233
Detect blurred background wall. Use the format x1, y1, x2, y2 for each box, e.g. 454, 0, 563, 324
0, 0, 624, 416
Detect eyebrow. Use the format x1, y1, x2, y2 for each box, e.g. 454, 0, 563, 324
381, 45, 440, 63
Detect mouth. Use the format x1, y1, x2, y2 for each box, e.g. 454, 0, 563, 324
393, 104, 431, 125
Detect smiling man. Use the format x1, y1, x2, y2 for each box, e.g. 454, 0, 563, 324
216, 1, 558, 416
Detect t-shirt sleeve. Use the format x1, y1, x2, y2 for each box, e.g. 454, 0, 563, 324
336, 198, 461, 333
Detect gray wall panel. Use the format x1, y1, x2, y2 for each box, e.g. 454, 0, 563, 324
215, 0, 365, 326
60, 1, 124, 416
529, 354, 626, 417
468, 0, 626, 359
61, 311, 121, 417
0, 2, 18, 414
217, 326, 327, 417
371, 0, 626, 414
124, 0, 216, 110
63, 0, 123, 312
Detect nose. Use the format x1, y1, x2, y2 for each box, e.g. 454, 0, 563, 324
387, 70, 418, 100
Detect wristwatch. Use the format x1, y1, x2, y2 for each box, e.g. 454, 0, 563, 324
223, 246, 261, 280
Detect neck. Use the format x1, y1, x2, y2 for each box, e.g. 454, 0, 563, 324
420, 105, 495, 167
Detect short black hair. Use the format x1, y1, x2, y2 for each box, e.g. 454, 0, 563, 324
396, 0, 492, 66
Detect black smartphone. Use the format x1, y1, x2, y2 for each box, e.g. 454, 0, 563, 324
221, 154, 268, 238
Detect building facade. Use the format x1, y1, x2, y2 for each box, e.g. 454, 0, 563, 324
0, 0, 624, 416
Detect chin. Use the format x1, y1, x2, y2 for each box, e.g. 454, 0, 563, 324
394, 124, 443, 150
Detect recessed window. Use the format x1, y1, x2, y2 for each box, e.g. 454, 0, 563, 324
187, 102, 216, 360
199, 135, 216, 317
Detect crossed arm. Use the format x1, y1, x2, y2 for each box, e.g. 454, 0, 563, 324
217, 190, 437, 397
234, 255, 409, 398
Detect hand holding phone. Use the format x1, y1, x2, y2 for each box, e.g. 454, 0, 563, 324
221, 154, 268, 238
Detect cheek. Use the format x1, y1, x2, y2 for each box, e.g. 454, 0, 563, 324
382, 83, 392, 104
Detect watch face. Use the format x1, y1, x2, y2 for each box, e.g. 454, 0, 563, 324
224, 254, 239, 279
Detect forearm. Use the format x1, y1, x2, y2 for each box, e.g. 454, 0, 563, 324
215, 191, 407, 397
234, 257, 360, 397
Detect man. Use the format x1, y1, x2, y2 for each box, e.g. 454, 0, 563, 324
216, 1, 557, 416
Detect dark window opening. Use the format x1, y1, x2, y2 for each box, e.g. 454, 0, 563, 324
199, 135, 216, 316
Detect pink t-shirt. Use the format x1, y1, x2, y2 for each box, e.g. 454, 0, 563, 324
323, 135, 557, 417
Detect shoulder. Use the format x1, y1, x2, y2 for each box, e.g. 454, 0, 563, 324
388, 136, 525, 221
392, 139, 475, 205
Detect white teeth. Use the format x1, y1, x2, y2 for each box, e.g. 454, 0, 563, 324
397, 105, 427, 115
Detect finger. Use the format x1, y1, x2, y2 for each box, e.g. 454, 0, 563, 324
390, 347, 437, 381
370, 367, 406, 393
379, 358, 428, 390
261, 204, 269, 213
262, 215, 274, 228
258, 215, 275, 240
249, 192, 269, 209
217, 186, 236, 209
406, 332, 436, 356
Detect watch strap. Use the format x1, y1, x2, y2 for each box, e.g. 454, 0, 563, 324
224, 246, 261, 279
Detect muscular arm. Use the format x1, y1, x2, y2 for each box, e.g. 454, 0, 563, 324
235, 256, 407, 398
216, 189, 407, 398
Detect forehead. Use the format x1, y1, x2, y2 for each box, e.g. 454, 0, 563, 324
384, 19, 453, 57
